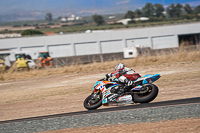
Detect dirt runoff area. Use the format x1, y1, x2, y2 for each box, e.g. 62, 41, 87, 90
0, 61, 200, 131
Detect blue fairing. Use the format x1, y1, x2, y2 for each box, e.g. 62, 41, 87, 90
92, 81, 101, 92
92, 80, 117, 92
142, 74, 160, 84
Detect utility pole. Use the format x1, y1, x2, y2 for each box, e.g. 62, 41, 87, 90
162, 0, 165, 6
123, 0, 127, 13
174, 0, 176, 4
92, 0, 97, 13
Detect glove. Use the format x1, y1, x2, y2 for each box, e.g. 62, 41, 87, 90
104, 74, 109, 80
124, 78, 134, 86
127, 80, 133, 86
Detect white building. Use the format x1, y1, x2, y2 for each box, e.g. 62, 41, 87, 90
60, 15, 82, 22
61, 17, 67, 22
118, 17, 149, 25
117, 18, 132, 25
0, 23, 199, 60
134, 17, 149, 21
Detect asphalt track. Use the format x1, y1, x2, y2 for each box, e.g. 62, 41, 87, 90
0, 97, 200, 125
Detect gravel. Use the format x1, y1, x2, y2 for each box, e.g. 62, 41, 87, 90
0, 103, 200, 133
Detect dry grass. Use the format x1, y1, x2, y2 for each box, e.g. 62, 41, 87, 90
0, 50, 200, 81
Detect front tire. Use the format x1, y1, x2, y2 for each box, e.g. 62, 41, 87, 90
132, 84, 158, 103
84, 93, 102, 110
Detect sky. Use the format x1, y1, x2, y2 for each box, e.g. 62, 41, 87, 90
0, 0, 200, 22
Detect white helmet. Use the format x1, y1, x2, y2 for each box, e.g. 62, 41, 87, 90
115, 63, 125, 71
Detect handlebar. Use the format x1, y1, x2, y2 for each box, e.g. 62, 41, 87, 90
99, 78, 105, 81
99, 78, 113, 82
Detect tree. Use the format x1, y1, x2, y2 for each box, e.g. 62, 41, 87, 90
167, 3, 183, 19
175, 3, 183, 18
92, 15, 105, 26
134, 9, 142, 18
166, 4, 176, 19
142, 3, 154, 18
124, 10, 135, 19
194, 6, 200, 15
154, 4, 164, 17
183, 4, 194, 19
184, 4, 192, 14
45, 13, 52, 23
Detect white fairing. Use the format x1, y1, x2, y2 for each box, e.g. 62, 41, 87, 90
117, 95, 133, 102
118, 75, 126, 82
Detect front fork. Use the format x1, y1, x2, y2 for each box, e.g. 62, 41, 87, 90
91, 89, 101, 100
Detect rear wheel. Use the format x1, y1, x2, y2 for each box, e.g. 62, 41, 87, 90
84, 93, 102, 110
132, 84, 158, 103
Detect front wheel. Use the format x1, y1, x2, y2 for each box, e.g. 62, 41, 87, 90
84, 93, 102, 110
132, 84, 159, 103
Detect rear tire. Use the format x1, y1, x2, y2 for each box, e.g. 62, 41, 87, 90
132, 84, 158, 103
84, 93, 102, 110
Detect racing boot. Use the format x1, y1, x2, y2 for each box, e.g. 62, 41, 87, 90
123, 79, 136, 93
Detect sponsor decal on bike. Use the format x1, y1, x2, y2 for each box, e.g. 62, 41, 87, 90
131, 85, 142, 90
147, 78, 153, 83
107, 102, 119, 106
103, 90, 110, 98
107, 94, 118, 102
117, 95, 132, 102
103, 98, 108, 103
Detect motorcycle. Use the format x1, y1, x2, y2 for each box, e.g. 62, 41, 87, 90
84, 74, 161, 110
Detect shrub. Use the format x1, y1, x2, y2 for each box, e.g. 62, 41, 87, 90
61, 25, 68, 27
21, 30, 44, 36
23, 24, 31, 26
13, 25, 21, 27
47, 23, 55, 25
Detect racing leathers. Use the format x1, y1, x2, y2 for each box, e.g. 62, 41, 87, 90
105, 67, 141, 94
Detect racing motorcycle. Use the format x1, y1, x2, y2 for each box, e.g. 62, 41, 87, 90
84, 74, 161, 110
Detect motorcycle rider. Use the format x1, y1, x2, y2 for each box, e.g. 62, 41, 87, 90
104, 63, 141, 95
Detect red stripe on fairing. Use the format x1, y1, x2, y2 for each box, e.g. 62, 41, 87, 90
124, 73, 141, 81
